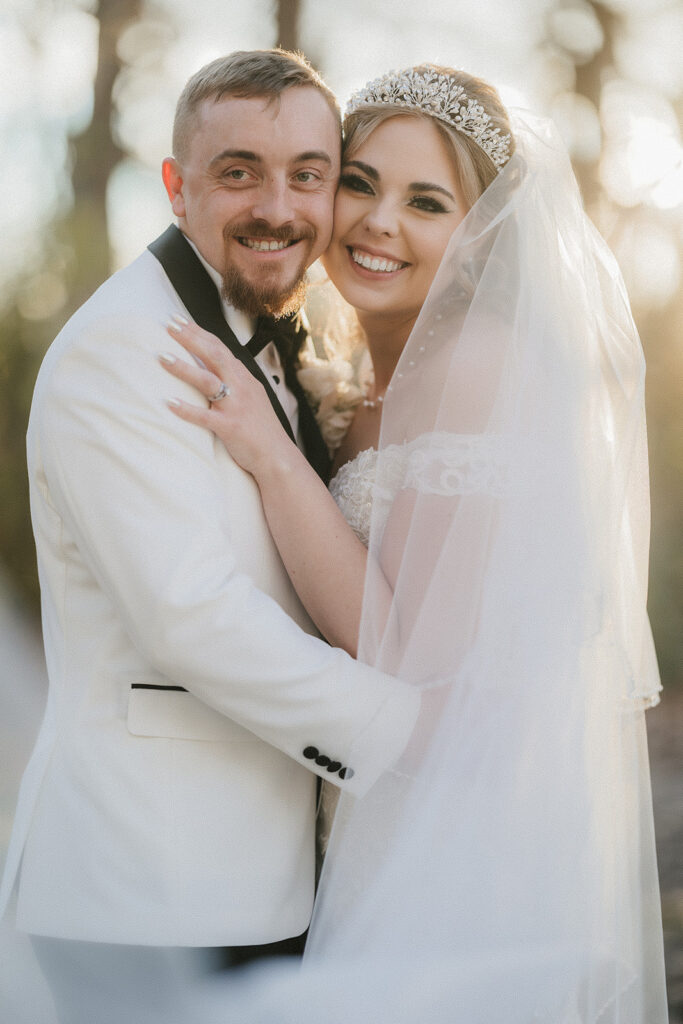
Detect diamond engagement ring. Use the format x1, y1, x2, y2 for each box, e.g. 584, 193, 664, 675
208, 381, 230, 403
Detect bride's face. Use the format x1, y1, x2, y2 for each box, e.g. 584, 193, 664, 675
322, 115, 468, 328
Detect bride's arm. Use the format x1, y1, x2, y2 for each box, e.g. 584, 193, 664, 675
160, 318, 371, 656
251, 444, 368, 657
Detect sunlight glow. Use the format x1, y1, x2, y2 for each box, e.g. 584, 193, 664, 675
36, 9, 98, 125
602, 118, 683, 209
16, 271, 68, 323
600, 80, 683, 211
107, 160, 172, 271
551, 92, 601, 163
612, 216, 681, 309
548, 4, 604, 63
626, 121, 683, 210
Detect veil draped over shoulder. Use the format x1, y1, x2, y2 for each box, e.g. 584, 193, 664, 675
216, 112, 668, 1023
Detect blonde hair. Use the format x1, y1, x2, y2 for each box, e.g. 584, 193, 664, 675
343, 65, 514, 209
173, 49, 341, 162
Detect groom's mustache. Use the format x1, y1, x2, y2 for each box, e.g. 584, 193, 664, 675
223, 222, 316, 243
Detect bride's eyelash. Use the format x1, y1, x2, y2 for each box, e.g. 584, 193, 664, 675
410, 195, 449, 213
339, 173, 374, 194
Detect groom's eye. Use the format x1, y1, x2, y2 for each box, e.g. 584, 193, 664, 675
222, 168, 250, 181
339, 173, 374, 195
293, 170, 319, 184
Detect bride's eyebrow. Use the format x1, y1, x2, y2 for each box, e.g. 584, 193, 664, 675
341, 159, 379, 180
410, 181, 456, 202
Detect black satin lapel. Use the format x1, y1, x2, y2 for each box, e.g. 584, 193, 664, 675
284, 368, 331, 483
264, 312, 330, 482
148, 226, 295, 442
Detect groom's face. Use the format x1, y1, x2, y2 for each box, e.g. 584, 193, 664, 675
163, 86, 340, 316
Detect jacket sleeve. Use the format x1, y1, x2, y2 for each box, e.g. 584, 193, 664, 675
32, 310, 419, 796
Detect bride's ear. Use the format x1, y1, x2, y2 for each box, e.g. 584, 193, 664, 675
162, 158, 186, 218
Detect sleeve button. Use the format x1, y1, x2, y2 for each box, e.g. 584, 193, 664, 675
315, 754, 331, 766
338, 767, 355, 780
326, 761, 342, 773
303, 746, 319, 760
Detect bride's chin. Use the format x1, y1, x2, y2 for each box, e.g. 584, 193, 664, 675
319, 251, 339, 284
319, 259, 357, 304
320, 255, 379, 305
327, 276, 375, 312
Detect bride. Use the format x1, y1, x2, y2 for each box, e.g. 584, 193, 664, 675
161, 65, 667, 1023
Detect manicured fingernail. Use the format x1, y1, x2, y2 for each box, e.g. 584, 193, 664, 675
173, 312, 189, 324
158, 352, 177, 365
166, 398, 183, 408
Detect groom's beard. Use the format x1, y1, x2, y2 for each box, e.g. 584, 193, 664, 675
221, 222, 313, 319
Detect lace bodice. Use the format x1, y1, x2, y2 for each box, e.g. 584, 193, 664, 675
328, 448, 380, 546
328, 432, 508, 546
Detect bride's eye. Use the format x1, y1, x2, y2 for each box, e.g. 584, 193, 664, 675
339, 173, 374, 195
410, 195, 449, 213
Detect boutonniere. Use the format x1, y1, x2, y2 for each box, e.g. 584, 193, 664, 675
297, 344, 374, 454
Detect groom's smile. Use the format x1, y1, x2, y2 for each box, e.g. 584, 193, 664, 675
162, 87, 341, 317
238, 238, 294, 251
225, 220, 314, 268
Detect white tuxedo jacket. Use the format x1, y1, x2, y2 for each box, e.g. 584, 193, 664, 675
0, 244, 419, 946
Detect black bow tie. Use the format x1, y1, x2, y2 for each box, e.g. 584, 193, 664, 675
246, 313, 306, 363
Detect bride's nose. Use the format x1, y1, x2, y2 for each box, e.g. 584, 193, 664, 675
361, 197, 399, 237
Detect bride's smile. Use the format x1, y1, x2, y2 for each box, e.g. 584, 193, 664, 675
348, 244, 409, 275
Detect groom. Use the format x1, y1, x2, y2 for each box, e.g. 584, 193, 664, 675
1, 49, 418, 1017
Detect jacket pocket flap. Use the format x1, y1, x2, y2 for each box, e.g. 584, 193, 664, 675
127, 685, 254, 743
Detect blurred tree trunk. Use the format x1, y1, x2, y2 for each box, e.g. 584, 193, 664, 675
275, 0, 301, 51
63, 0, 143, 310
0, 0, 144, 619
571, 2, 619, 212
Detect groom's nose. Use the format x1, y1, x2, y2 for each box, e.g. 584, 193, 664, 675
250, 178, 296, 227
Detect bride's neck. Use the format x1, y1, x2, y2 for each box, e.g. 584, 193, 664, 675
357, 310, 416, 392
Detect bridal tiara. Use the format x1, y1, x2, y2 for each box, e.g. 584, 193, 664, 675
344, 68, 512, 173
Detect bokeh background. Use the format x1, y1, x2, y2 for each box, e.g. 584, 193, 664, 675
1, 0, 681, 1020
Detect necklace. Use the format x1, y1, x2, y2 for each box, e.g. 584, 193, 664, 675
362, 390, 386, 411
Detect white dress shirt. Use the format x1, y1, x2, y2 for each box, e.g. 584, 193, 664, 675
186, 239, 301, 444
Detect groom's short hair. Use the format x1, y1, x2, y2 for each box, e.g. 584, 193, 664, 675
173, 49, 341, 162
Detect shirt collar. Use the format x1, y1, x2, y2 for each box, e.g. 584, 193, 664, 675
182, 234, 255, 346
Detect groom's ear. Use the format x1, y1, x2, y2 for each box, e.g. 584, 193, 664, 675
162, 158, 186, 218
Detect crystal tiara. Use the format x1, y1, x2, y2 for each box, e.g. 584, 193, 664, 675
344, 68, 512, 173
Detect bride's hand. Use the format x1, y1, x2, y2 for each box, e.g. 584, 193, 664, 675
159, 316, 296, 478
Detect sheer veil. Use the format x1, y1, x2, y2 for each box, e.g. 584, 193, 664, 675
205, 111, 667, 1023
296, 110, 666, 1023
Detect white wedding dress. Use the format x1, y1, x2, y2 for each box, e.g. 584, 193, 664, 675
318, 433, 509, 853
328, 446, 380, 547
317, 446, 381, 854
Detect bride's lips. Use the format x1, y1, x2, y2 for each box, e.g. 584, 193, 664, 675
346, 245, 409, 279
